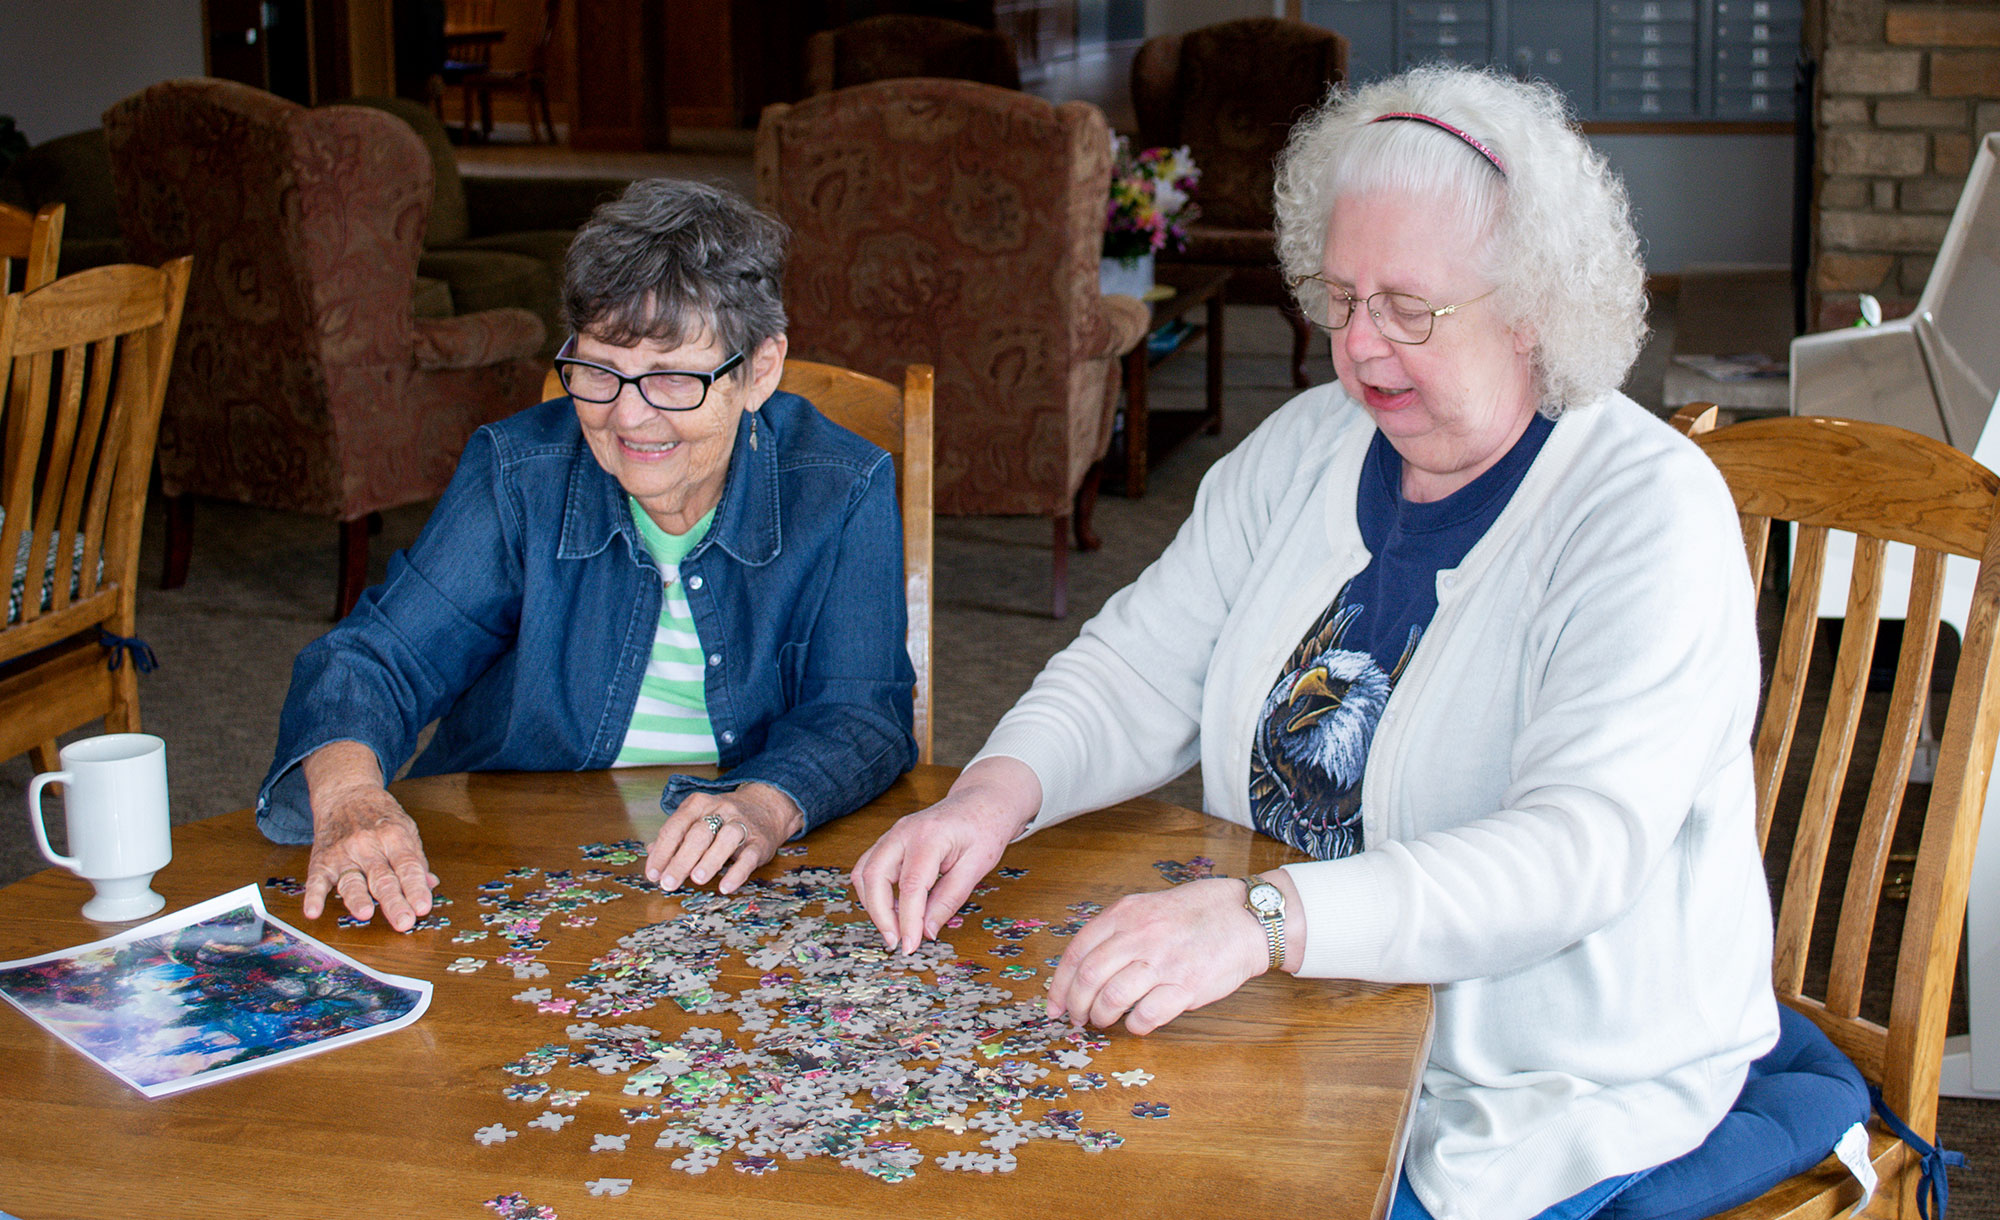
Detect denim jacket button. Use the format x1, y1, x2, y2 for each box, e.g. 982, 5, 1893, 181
687, 574, 704, 591
720, 730, 736, 744
707, 652, 721, 667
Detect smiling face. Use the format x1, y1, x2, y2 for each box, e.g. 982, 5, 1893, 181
1322, 190, 1540, 503
572, 328, 787, 535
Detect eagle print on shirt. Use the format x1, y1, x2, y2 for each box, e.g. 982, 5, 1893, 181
1248, 581, 1418, 860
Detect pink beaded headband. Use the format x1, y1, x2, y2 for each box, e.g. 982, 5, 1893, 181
1371, 112, 1508, 178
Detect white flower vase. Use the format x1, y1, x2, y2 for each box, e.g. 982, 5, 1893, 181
1100, 253, 1155, 299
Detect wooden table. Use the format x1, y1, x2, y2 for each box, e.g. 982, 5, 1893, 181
0, 765, 1431, 1219
1110, 265, 1229, 498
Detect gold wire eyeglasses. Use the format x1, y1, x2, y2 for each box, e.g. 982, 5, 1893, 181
1286, 273, 1497, 345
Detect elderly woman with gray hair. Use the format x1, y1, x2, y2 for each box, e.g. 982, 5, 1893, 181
259, 179, 915, 930
856, 65, 1805, 1220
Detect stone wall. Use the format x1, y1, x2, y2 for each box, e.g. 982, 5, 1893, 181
1813, 2, 2000, 329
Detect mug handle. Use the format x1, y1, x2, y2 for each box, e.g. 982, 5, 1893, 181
27, 771, 80, 871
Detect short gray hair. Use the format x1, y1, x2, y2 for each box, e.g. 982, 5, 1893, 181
1273, 64, 1646, 413
563, 179, 789, 368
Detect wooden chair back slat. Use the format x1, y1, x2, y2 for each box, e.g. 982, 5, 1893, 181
43, 337, 98, 614
1826, 549, 1947, 1018
1687, 413, 2000, 1213
71, 334, 129, 605
0, 295, 29, 630
1754, 522, 1827, 849
14, 351, 70, 627
1739, 514, 1771, 611
1773, 532, 1886, 996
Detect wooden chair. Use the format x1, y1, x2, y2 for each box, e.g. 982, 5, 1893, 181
454, 0, 560, 144
1131, 17, 1348, 389
778, 360, 934, 764
1672, 404, 1998, 1219
540, 359, 936, 763
0, 201, 63, 292
0, 257, 193, 768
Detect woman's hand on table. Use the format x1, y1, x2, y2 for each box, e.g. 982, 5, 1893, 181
300, 742, 438, 932
1047, 871, 1301, 1036
646, 782, 803, 895
852, 757, 1042, 954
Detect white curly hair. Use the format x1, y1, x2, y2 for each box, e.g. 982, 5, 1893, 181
1273, 64, 1647, 415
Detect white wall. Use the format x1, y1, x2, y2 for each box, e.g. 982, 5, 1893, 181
1592, 133, 1795, 273
0, 1, 204, 144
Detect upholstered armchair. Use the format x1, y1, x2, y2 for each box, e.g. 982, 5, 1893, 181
1133, 17, 1348, 388
758, 79, 1147, 618
103, 78, 547, 618
803, 14, 1021, 95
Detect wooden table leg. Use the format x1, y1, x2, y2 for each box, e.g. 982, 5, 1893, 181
1123, 344, 1149, 498
1205, 287, 1225, 435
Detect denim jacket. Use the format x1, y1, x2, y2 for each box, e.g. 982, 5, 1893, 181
257, 390, 917, 844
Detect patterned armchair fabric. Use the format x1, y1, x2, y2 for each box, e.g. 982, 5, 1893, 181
757, 80, 1146, 526
102, 79, 545, 527
803, 15, 1021, 95
1132, 17, 1348, 386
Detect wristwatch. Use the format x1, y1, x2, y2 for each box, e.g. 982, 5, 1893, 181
1243, 873, 1287, 972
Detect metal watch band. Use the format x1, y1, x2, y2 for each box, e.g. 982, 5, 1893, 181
1247, 875, 1285, 972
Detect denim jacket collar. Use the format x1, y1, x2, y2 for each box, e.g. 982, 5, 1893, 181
555, 404, 783, 567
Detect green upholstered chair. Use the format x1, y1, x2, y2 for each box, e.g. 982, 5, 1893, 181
341, 96, 631, 358
0, 129, 128, 276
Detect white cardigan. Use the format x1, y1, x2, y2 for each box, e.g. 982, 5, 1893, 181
975, 384, 1780, 1220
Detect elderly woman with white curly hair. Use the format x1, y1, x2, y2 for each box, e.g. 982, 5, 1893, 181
853, 64, 1820, 1220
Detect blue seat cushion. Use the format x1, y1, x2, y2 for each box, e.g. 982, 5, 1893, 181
1600, 1005, 1871, 1220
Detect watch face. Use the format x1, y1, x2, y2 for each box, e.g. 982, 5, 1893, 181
1248, 881, 1284, 916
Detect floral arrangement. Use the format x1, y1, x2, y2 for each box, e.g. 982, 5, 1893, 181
1103, 137, 1200, 265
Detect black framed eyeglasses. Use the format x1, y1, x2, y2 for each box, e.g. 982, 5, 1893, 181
554, 337, 747, 411
1286, 273, 1495, 346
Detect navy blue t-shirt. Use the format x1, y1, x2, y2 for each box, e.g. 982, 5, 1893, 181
1248, 413, 1554, 859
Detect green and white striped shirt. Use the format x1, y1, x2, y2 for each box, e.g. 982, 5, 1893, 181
614, 501, 720, 767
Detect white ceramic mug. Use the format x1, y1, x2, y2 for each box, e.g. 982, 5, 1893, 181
27, 733, 172, 921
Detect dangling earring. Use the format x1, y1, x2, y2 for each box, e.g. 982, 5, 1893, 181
749, 413, 759, 451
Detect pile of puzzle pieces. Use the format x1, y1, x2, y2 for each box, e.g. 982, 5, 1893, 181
281, 846, 1212, 1217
